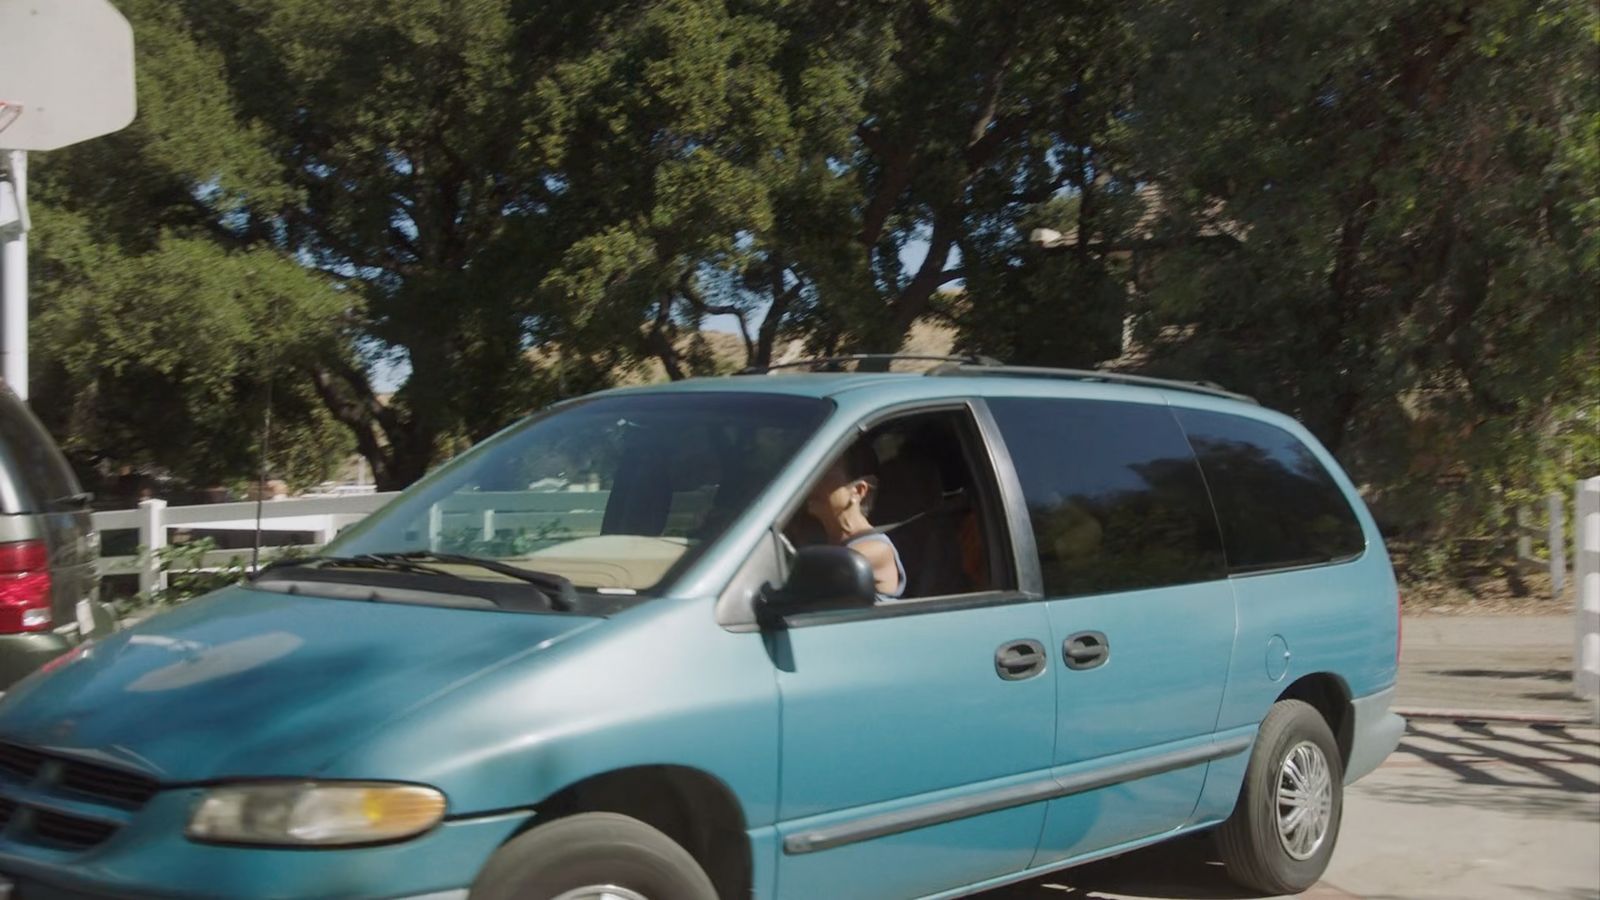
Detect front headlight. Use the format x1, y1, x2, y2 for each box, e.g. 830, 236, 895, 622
187, 781, 446, 846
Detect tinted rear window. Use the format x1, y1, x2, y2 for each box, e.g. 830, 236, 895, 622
1174, 409, 1365, 573
0, 389, 81, 513
988, 397, 1226, 598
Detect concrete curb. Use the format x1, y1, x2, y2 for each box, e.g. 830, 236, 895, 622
1395, 705, 1599, 726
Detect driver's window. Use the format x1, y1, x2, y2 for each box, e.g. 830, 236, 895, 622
782, 409, 1014, 601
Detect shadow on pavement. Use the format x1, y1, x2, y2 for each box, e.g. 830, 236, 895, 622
1428, 668, 1571, 682
980, 833, 1273, 900
1354, 720, 1599, 819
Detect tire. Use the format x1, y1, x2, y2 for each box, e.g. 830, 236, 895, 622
1215, 699, 1345, 895
470, 812, 719, 900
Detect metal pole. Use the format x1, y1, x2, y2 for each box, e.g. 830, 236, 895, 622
0, 150, 24, 401
1549, 492, 1566, 597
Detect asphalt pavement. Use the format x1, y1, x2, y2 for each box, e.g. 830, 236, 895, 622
1395, 616, 1598, 721
979, 719, 1600, 900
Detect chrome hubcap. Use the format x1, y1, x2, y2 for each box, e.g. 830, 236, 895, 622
1275, 740, 1334, 860
551, 888, 649, 900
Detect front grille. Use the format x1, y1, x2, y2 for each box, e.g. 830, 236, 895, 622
59, 759, 159, 807
31, 809, 119, 849
0, 743, 45, 780
0, 741, 159, 852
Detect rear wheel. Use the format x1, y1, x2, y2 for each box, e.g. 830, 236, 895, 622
1216, 699, 1344, 894
471, 812, 718, 900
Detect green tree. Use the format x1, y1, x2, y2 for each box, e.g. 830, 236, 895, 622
29, 0, 351, 490
1119, 0, 1598, 551
657, 0, 1148, 365
184, 0, 814, 485
24, 0, 1596, 573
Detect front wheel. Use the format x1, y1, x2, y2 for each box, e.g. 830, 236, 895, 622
1215, 699, 1344, 895
470, 812, 718, 900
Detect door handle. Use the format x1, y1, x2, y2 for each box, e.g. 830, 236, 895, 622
1063, 631, 1110, 670
995, 639, 1047, 681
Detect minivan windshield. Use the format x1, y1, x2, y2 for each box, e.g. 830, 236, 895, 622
329, 392, 831, 596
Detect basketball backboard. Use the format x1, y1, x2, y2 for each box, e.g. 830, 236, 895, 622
0, 0, 136, 151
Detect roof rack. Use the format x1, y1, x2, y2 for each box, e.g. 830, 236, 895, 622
926, 363, 1257, 404
732, 353, 1254, 403
737, 353, 1004, 375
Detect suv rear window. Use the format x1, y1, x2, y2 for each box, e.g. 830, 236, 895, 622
0, 389, 81, 514
1173, 409, 1365, 573
988, 397, 1226, 598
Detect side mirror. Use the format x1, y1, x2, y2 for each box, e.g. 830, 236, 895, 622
759, 545, 877, 625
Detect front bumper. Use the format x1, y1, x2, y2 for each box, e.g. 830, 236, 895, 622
0, 788, 529, 899
1344, 685, 1405, 784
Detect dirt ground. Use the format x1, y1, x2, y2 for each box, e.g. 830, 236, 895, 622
1400, 571, 1575, 617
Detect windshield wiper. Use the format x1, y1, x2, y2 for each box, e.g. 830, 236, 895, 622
255, 552, 576, 612
351, 551, 579, 611
259, 554, 457, 578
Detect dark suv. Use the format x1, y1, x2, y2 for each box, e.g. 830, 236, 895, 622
0, 385, 114, 688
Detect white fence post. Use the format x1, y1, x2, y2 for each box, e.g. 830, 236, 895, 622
1575, 477, 1600, 703
427, 504, 443, 552
312, 515, 339, 550
137, 498, 167, 596
1548, 492, 1566, 596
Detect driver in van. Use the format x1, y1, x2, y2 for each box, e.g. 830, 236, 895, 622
805, 442, 907, 600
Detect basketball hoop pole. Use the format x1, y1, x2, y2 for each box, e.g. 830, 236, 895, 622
0, 148, 26, 400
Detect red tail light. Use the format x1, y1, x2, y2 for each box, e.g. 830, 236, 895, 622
0, 540, 52, 634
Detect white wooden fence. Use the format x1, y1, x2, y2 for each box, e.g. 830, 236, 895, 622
92, 492, 400, 594
1515, 494, 1568, 595
1513, 480, 1600, 703
90, 488, 618, 596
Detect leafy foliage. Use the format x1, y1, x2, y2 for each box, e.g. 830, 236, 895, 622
125, 538, 308, 613
1119, 0, 1599, 548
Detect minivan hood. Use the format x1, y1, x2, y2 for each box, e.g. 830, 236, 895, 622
0, 585, 597, 781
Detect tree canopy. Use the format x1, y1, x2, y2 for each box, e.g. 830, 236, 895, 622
25, 0, 1597, 561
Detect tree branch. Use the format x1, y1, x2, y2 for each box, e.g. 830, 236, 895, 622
678, 275, 755, 363
889, 212, 962, 336
858, 141, 916, 248
305, 363, 394, 486
647, 296, 687, 381
754, 263, 802, 369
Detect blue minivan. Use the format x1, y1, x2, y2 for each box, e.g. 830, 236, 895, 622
0, 359, 1404, 900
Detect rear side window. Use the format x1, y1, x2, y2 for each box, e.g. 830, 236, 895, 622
0, 389, 81, 513
988, 398, 1226, 598
1174, 409, 1365, 573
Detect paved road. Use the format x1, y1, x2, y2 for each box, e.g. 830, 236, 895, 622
978, 720, 1600, 900
1397, 616, 1598, 720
